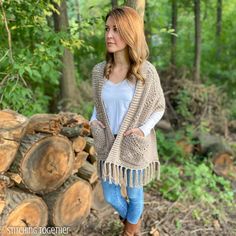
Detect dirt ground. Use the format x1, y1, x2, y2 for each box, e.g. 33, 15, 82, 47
74, 190, 236, 236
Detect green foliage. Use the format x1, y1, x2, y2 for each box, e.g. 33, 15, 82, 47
146, 0, 236, 107
156, 131, 187, 163
159, 164, 182, 201
148, 130, 234, 207
69, 0, 111, 81
175, 89, 193, 120
1, 0, 235, 117
0, 1, 59, 114
0, 0, 84, 115
0, 77, 50, 116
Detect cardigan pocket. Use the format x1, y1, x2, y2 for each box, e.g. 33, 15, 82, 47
121, 133, 150, 165
90, 123, 106, 155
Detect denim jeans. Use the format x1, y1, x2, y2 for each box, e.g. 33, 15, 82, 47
101, 169, 144, 224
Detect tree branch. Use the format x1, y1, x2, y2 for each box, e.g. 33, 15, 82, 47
0, 0, 14, 63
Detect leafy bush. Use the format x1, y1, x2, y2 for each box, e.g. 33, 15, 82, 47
146, 130, 234, 208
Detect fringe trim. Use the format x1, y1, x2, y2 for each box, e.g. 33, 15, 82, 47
97, 159, 161, 188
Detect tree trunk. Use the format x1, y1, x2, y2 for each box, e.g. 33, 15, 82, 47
9, 133, 75, 194
74, 0, 81, 29
0, 110, 28, 173
171, 0, 177, 69
216, 0, 222, 59
125, 0, 146, 20
111, 0, 118, 8
52, 0, 79, 111
0, 187, 48, 235
43, 175, 92, 228
193, 0, 201, 82
145, 0, 152, 59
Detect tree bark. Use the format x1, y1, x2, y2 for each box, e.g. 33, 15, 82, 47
171, 0, 177, 69
52, 0, 79, 111
216, 0, 222, 59
0, 187, 48, 235
145, 0, 152, 59
25, 113, 62, 135
0, 110, 28, 173
74, 0, 81, 26
193, 0, 201, 82
111, 0, 118, 8
125, 0, 146, 20
77, 161, 98, 184
84, 137, 97, 156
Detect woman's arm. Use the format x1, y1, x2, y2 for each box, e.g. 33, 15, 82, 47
138, 110, 165, 137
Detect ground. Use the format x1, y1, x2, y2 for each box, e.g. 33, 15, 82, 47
75, 190, 236, 236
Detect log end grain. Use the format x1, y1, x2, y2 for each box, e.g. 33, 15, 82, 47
1, 189, 48, 236
52, 178, 92, 227
20, 135, 74, 194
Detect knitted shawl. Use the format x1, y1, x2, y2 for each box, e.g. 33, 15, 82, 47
90, 60, 165, 187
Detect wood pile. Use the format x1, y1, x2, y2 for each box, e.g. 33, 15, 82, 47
0, 109, 108, 235
175, 132, 236, 181
163, 75, 229, 136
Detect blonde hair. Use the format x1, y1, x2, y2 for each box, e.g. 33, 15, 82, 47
104, 6, 149, 84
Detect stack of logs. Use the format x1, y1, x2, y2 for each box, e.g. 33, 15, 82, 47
1, 109, 235, 235
0, 109, 108, 236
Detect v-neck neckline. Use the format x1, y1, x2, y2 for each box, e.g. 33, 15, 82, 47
100, 75, 143, 140
106, 79, 126, 86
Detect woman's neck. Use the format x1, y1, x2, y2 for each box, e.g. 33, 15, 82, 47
113, 48, 130, 69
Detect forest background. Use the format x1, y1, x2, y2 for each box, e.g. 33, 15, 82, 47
0, 0, 236, 235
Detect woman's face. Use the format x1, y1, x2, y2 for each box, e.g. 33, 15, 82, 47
105, 16, 127, 53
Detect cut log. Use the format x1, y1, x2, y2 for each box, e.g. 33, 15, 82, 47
176, 138, 193, 155
72, 151, 89, 174
59, 112, 91, 136
77, 161, 98, 184
42, 175, 92, 229
213, 153, 236, 180
91, 180, 108, 211
193, 132, 235, 179
84, 137, 97, 156
194, 132, 233, 157
87, 154, 97, 165
60, 124, 89, 138
92, 160, 97, 168
155, 120, 172, 132
9, 133, 74, 194
4, 172, 22, 185
72, 136, 87, 152
0, 109, 28, 173
0, 174, 11, 187
59, 112, 89, 127
0, 187, 48, 236
25, 113, 62, 135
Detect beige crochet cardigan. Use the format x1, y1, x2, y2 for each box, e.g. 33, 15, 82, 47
90, 60, 165, 187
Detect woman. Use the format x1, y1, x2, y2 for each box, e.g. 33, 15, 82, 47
90, 6, 165, 236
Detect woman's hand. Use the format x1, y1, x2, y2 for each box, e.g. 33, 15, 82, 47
123, 128, 144, 137
90, 120, 106, 129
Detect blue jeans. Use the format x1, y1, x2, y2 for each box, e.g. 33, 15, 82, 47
101, 170, 144, 224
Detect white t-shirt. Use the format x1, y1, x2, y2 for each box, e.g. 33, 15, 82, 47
90, 79, 164, 136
